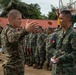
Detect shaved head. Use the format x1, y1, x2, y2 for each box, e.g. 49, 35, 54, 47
8, 9, 22, 19
60, 10, 72, 21
7, 9, 22, 28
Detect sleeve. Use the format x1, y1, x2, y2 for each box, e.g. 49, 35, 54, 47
58, 32, 76, 63
7, 29, 28, 43
39, 34, 46, 50
46, 36, 56, 55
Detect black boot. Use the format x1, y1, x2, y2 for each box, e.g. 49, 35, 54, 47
28, 63, 33, 67
37, 63, 43, 69
33, 63, 39, 69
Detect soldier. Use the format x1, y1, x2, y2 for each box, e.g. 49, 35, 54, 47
28, 30, 37, 66
0, 25, 3, 61
24, 34, 30, 65
0, 25, 3, 48
1, 9, 38, 75
44, 27, 54, 70
51, 10, 76, 75
34, 26, 46, 69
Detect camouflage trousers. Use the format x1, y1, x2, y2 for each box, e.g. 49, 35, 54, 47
3, 66, 24, 75
29, 48, 35, 64
46, 53, 52, 66
52, 63, 75, 75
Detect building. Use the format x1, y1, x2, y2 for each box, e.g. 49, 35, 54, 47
0, 17, 57, 29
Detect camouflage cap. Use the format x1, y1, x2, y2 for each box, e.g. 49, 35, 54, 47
54, 26, 62, 32
46, 27, 52, 30
37, 26, 42, 29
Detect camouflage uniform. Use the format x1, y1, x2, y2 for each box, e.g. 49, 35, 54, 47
0, 25, 3, 48
52, 26, 76, 75
24, 35, 29, 64
45, 32, 56, 70
1, 24, 28, 75
35, 32, 46, 68
0, 33, 1, 48
29, 32, 37, 66
24, 34, 31, 65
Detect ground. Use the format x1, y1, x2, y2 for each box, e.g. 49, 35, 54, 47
0, 53, 51, 75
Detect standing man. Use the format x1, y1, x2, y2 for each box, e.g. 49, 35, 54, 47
1, 9, 38, 75
28, 30, 37, 66
34, 26, 46, 69
51, 10, 76, 75
0, 26, 3, 48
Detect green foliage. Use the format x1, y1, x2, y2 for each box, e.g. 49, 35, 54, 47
0, 0, 42, 19
29, 3, 42, 19
41, 15, 48, 20
48, 11, 57, 20
47, 5, 57, 20
0, 0, 59, 20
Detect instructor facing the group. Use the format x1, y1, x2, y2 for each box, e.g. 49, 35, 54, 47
1, 9, 38, 75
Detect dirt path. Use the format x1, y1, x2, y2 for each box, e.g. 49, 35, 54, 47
25, 65, 51, 75
0, 54, 51, 75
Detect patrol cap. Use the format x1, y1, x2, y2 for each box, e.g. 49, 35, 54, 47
0, 25, 3, 30
54, 26, 62, 32
37, 26, 42, 29
54, 28, 59, 32
46, 27, 52, 31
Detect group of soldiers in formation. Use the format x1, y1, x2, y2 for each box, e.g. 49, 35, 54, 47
0, 9, 76, 75
0, 24, 60, 71
21, 26, 61, 70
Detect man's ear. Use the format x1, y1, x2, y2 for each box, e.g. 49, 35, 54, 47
68, 17, 71, 22
10, 16, 14, 21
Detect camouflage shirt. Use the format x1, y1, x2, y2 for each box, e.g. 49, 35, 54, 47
37, 33, 46, 51
54, 26, 76, 75
46, 32, 57, 55
1, 24, 28, 69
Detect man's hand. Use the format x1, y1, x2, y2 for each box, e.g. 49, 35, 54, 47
51, 56, 59, 63
55, 58, 59, 63
51, 56, 56, 63
52, 56, 56, 59
25, 19, 38, 32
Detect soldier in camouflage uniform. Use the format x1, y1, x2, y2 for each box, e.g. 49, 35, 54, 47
34, 26, 46, 69
25, 33, 31, 66
24, 34, 29, 64
45, 27, 62, 71
44, 27, 54, 70
28, 30, 37, 66
51, 10, 76, 75
1, 9, 38, 75
0, 26, 3, 48
0, 25, 3, 61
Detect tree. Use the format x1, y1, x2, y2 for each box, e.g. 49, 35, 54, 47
0, 0, 42, 19
47, 5, 57, 20
47, 11, 57, 20
0, 0, 21, 17
29, 3, 42, 19
41, 14, 48, 19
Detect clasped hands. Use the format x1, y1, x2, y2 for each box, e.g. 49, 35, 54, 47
51, 56, 59, 64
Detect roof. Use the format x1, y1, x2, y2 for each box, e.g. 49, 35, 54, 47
0, 17, 57, 28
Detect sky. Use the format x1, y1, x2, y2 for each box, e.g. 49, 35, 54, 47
21, 0, 76, 16
0, 0, 75, 15
21, 0, 59, 15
